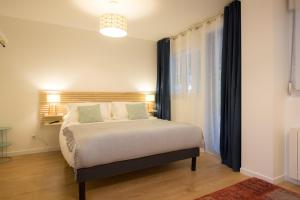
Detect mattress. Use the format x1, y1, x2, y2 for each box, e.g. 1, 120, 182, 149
59, 119, 202, 169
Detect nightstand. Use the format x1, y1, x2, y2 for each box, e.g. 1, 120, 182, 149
0, 127, 11, 162
43, 114, 63, 126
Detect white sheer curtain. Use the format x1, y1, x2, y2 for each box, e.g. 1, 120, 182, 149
171, 28, 202, 126
170, 16, 223, 155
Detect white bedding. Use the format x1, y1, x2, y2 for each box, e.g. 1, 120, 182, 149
59, 118, 203, 169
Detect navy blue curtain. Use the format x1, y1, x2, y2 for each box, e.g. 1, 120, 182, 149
220, 1, 241, 172
156, 38, 171, 120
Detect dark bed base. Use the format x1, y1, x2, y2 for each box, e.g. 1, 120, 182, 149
76, 147, 199, 200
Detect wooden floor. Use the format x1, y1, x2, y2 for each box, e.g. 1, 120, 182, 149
0, 152, 299, 200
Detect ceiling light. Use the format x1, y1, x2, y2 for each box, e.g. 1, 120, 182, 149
99, 13, 127, 38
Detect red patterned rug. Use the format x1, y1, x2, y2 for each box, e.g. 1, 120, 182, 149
196, 178, 300, 200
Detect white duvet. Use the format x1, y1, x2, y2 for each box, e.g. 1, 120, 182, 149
59, 119, 203, 169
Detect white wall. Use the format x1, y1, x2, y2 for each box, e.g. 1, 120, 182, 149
0, 16, 156, 155
241, 0, 290, 182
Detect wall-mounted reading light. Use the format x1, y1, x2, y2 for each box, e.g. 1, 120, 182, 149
145, 94, 155, 102
0, 30, 8, 48
145, 94, 155, 113
47, 92, 61, 115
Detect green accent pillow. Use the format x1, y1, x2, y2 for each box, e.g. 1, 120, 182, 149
126, 103, 149, 120
78, 104, 103, 123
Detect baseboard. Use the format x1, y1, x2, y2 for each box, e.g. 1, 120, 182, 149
7, 146, 60, 157
204, 150, 221, 160
240, 167, 284, 184
284, 175, 300, 185
271, 175, 285, 184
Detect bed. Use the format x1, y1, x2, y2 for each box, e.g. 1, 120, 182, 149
52, 95, 202, 200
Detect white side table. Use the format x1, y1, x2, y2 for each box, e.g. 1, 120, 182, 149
0, 127, 11, 162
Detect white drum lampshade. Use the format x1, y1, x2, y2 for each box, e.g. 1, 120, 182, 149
99, 13, 127, 38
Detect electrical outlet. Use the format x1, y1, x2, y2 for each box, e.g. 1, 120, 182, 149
32, 134, 48, 146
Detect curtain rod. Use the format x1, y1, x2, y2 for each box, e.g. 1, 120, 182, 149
170, 12, 224, 40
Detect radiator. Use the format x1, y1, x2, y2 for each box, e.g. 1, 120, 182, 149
288, 128, 299, 180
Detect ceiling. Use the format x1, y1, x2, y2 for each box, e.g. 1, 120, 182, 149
0, 0, 230, 41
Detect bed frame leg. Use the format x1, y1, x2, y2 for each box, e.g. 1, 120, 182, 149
191, 157, 197, 171
79, 182, 86, 200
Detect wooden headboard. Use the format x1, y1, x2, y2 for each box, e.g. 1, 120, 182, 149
39, 91, 155, 123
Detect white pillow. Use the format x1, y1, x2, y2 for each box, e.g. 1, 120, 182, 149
112, 102, 148, 120
65, 102, 112, 122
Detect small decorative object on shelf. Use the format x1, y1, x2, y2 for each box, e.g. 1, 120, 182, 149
0, 127, 11, 162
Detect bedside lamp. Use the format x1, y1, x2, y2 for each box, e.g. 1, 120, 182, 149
145, 94, 155, 113
47, 93, 61, 115
145, 94, 155, 102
